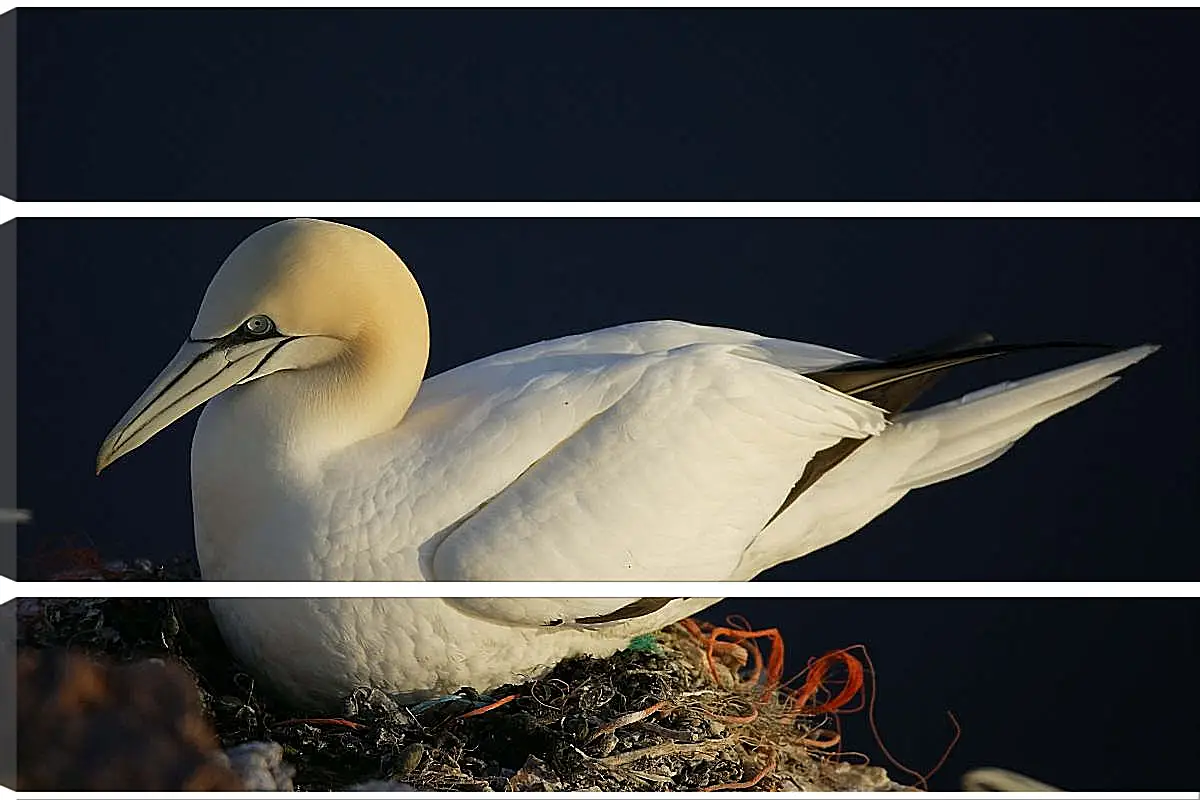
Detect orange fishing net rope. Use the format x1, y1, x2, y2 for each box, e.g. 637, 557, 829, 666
679, 615, 960, 790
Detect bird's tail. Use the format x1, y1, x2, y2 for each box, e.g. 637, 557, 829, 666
889, 343, 1158, 491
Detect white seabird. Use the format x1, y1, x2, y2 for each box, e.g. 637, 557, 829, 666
97, 219, 1157, 707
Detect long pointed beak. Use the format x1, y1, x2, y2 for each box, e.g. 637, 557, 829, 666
96, 337, 283, 474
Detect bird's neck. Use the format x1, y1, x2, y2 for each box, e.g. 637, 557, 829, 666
191, 324, 430, 580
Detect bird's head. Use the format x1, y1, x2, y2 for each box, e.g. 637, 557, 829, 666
96, 218, 428, 473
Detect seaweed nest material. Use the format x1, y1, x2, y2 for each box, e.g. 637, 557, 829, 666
17, 560, 914, 791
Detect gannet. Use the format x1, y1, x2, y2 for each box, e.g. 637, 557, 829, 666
97, 219, 1157, 708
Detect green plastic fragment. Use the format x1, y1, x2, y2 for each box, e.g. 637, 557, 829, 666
626, 633, 662, 654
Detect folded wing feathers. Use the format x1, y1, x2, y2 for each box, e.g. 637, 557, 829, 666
895, 377, 1119, 490
764, 341, 1156, 524
891, 344, 1157, 490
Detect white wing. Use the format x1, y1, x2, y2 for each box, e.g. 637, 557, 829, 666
374, 322, 883, 625
426, 320, 861, 381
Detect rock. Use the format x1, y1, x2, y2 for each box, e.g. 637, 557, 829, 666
221, 741, 295, 791
16, 649, 242, 790
818, 760, 908, 791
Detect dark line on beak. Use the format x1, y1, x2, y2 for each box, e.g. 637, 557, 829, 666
240, 337, 296, 383
113, 345, 267, 452
115, 346, 216, 446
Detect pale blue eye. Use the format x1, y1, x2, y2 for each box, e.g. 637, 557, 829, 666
243, 315, 274, 336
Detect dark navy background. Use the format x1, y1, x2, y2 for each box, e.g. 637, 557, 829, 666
18, 9, 1200, 200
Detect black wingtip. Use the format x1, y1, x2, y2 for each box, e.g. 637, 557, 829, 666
885, 331, 996, 362
846, 339, 1120, 376
807, 338, 1124, 411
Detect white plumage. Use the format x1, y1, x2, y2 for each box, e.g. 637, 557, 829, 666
97, 219, 1156, 707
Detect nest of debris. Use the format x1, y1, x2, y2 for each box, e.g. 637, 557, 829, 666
17, 560, 914, 791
